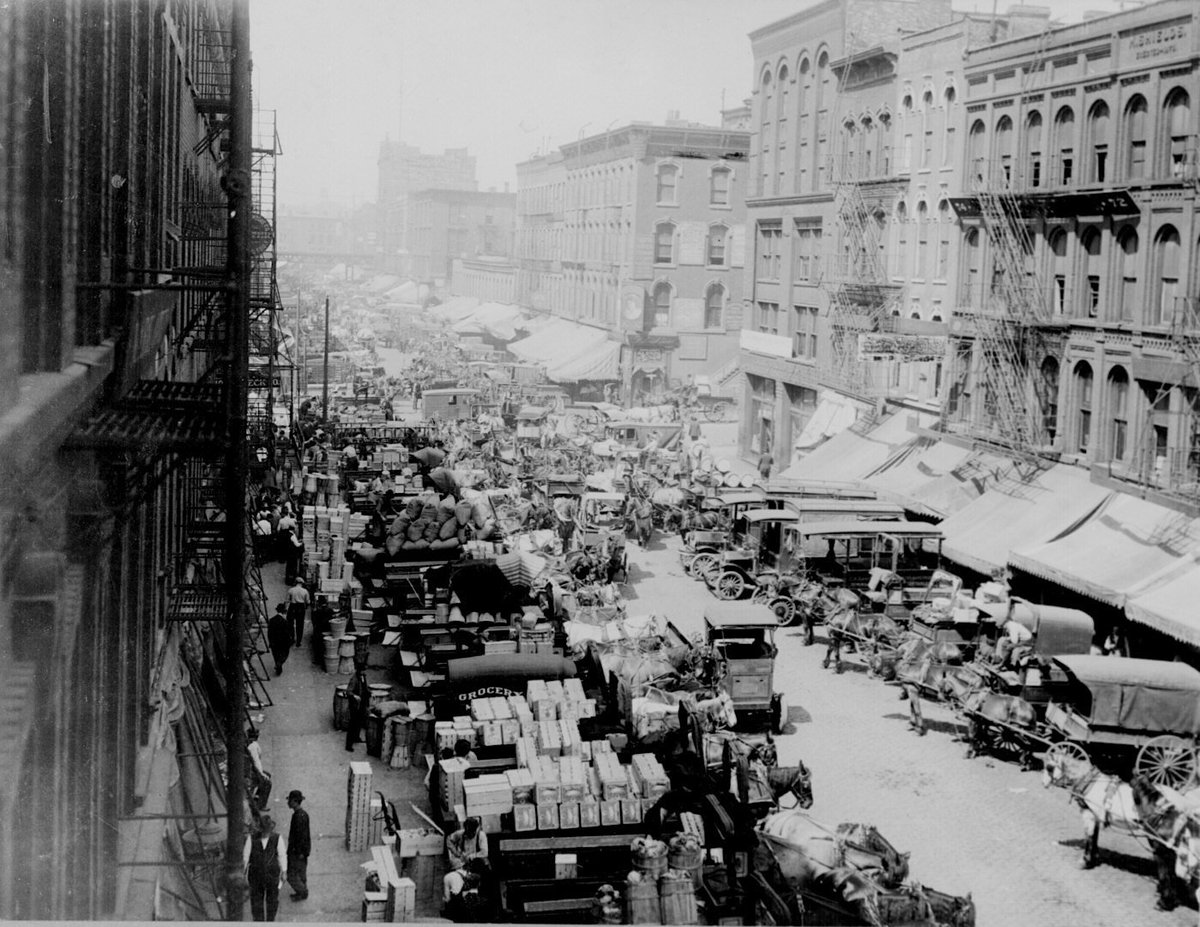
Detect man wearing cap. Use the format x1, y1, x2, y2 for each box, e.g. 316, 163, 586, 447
286, 791, 311, 902
243, 814, 287, 921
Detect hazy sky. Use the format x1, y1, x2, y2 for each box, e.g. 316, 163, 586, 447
250, 0, 1128, 211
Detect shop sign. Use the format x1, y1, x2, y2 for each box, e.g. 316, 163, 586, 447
1123, 22, 1188, 63
248, 370, 282, 389
634, 347, 666, 368
457, 685, 520, 703
858, 333, 948, 363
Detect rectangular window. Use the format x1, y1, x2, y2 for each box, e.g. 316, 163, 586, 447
757, 226, 782, 280
756, 301, 780, 335
1060, 153, 1073, 185
900, 134, 913, 173
1129, 141, 1146, 179
710, 169, 730, 206
922, 131, 933, 168
1087, 275, 1100, 317
1112, 419, 1127, 460
1030, 153, 1042, 188
917, 220, 929, 279
936, 227, 950, 279
657, 167, 677, 203
791, 305, 818, 359
1079, 410, 1091, 451
708, 228, 726, 266
655, 227, 673, 264
1054, 275, 1066, 315
942, 127, 955, 166
793, 225, 821, 281
1094, 146, 1107, 183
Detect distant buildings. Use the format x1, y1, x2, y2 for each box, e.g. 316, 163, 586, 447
406, 187, 516, 286
376, 140, 478, 270
516, 115, 751, 404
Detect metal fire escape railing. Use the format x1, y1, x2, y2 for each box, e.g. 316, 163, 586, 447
248, 110, 286, 456
945, 26, 1056, 470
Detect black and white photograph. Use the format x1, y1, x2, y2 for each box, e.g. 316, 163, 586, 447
3, 0, 1200, 924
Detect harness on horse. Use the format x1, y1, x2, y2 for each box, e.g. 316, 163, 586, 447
1069, 765, 1121, 827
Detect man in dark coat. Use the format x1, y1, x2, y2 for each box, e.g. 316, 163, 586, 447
243, 814, 287, 921
310, 595, 334, 667
286, 791, 311, 901
268, 605, 291, 676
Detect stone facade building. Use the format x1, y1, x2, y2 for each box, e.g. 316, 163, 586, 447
405, 188, 516, 285
376, 141, 478, 271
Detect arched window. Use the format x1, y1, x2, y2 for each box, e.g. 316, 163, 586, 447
759, 68, 772, 196
1124, 95, 1147, 180
963, 227, 982, 305
1025, 111, 1043, 187
1080, 227, 1102, 318
1053, 106, 1075, 185
798, 56, 810, 117
650, 282, 671, 330
1086, 101, 1110, 183
860, 116, 874, 175
916, 201, 929, 278
1048, 228, 1068, 315
842, 118, 857, 179
1107, 367, 1129, 461
775, 64, 790, 194
1074, 361, 1094, 453
968, 119, 986, 180
894, 201, 908, 278
1163, 89, 1191, 178
1153, 225, 1181, 325
1116, 227, 1138, 322
944, 86, 956, 107
879, 112, 892, 174
936, 200, 951, 279
923, 90, 934, 109
654, 222, 674, 264
1040, 356, 1060, 441
707, 224, 727, 266
705, 284, 725, 330
816, 51, 830, 187
996, 115, 1014, 184
656, 163, 678, 204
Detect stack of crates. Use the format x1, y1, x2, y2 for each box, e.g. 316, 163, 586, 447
346, 761, 373, 851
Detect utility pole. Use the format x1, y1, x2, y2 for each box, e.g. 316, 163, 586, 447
222, 0, 252, 919
322, 295, 331, 428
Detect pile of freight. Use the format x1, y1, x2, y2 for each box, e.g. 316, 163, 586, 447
432, 678, 672, 833
594, 833, 702, 926
383, 493, 471, 556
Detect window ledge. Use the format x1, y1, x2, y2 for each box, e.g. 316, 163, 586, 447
709, 203, 733, 210
655, 201, 680, 208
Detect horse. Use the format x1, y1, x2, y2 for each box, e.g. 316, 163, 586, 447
758, 810, 911, 890
795, 582, 860, 646
942, 673, 1038, 769
1130, 776, 1200, 914
1041, 749, 1148, 871
822, 607, 902, 674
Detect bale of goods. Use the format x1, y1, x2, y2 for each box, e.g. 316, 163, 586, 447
659, 871, 699, 926
625, 871, 660, 925
630, 836, 668, 878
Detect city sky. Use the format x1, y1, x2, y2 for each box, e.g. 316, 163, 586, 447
250, 0, 1133, 211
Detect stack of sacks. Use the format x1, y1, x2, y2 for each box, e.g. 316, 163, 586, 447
383, 492, 468, 555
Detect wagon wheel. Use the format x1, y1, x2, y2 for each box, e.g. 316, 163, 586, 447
752, 577, 780, 603
1044, 741, 1090, 775
990, 723, 1034, 768
769, 596, 796, 627
715, 570, 747, 600
689, 552, 719, 581
704, 402, 725, 423
1136, 735, 1199, 790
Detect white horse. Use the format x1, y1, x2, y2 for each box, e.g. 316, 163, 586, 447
1041, 747, 1143, 870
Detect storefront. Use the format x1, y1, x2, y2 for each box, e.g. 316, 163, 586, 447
746, 374, 776, 455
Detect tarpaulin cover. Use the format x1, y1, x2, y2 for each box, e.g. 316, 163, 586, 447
546, 339, 621, 383
939, 464, 1111, 577
1053, 655, 1200, 734
1010, 492, 1200, 606
508, 318, 579, 362
411, 447, 446, 468
792, 393, 861, 450
862, 438, 975, 517
781, 409, 936, 483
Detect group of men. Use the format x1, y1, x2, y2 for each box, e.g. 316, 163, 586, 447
242, 789, 312, 921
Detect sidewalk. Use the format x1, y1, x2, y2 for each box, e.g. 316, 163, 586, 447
254, 559, 448, 923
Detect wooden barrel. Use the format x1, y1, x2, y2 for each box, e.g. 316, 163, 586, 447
332, 684, 350, 729
338, 656, 355, 675
659, 875, 698, 926
368, 683, 391, 710
631, 838, 668, 877
328, 618, 348, 639
667, 835, 703, 872
337, 635, 357, 657
625, 875, 660, 925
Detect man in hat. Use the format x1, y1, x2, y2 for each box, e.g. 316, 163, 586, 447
285, 578, 311, 649
243, 814, 287, 921
268, 604, 291, 677
245, 728, 272, 811
443, 816, 488, 908
310, 595, 334, 667
285, 791, 311, 901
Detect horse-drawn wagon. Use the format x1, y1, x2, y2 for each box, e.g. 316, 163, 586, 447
705, 601, 786, 734
703, 509, 800, 601
680, 491, 765, 578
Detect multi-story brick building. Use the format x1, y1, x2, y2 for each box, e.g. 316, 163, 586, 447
406, 187, 516, 285
376, 141, 478, 271
949, 0, 1200, 494
0, 0, 258, 918
516, 118, 750, 403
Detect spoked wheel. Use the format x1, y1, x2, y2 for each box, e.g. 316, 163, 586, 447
769, 596, 796, 627
715, 570, 747, 600
751, 577, 780, 603
704, 402, 726, 423
1136, 735, 1199, 789
689, 553, 719, 582
1044, 741, 1090, 775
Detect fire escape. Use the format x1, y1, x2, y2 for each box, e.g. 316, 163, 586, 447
66, 5, 261, 916
824, 50, 904, 401
945, 29, 1059, 470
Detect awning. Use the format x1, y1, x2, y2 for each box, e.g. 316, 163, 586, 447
781, 409, 935, 483
427, 296, 480, 321
509, 318, 609, 365
940, 464, 1111, 577
906, 449, 1015, 519
792, 392, 861, 451
1125, 552, 1200, 647
546, 339, 621, 383
862, 438, 976, 517
1010, 492, 1200, 607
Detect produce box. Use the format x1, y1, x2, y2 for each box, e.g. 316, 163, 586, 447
559, 800, 580, 829
537, 802, 560, 831
621, 798, 643, 826
512, 803, 537, 832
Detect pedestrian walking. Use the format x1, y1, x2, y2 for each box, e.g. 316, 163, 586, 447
344, 669, 370, 752
245, 728, 272, 814
285, 791, 311, 901
243, 814, 287, 922
310, 595, 334, 667
285, 578, 310, 648
757, 450, 774, 480
268, 605, 291, 676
